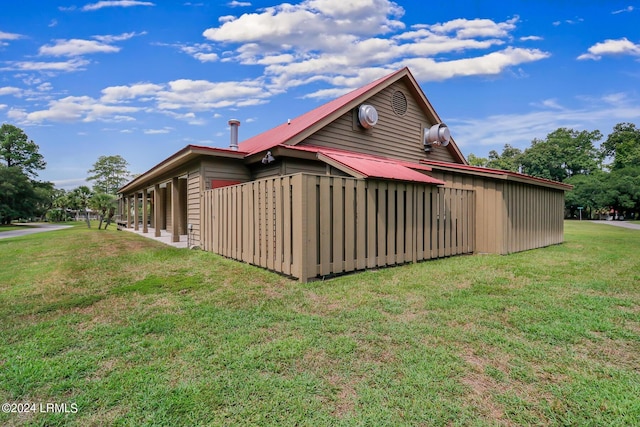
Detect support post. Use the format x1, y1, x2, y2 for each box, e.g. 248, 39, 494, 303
126, 195, 132, 228
134, 192, 140, 231
154, 184, 161, 237
142, 188, 148, 233
171, 177, 180, 243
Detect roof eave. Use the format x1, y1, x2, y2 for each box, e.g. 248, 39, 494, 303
118, 145, 246, 194
422, 160, 573, 191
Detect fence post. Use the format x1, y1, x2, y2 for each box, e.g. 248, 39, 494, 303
292, 174, 309, 282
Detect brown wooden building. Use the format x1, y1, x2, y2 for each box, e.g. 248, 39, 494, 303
118, 67, 571, 282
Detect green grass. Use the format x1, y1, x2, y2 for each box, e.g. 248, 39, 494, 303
0, 222, 638, 426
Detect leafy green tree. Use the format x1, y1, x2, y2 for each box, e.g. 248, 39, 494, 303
603, 166, 640, 219
87, 155, 130, 195
602, 122, 640, 170
0, 124, 46, 178
485, 144, 523, 171
47, 189, 72, 222
564, 172, 610, 219
90, 193, 116, 230
467, 153, 488, 167
70, 186, 94, 228
0, 165, 38, 224
520, 128, 601, 182
32, 181, 57, 220
520, 137, 564, 181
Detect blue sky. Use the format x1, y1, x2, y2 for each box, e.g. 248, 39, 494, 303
1, 0, 639, 189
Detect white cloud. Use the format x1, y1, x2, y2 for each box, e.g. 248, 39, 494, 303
397, 47, 550, 81
193, 52, 219, 62
93, 31, 146, 43
601, 92, 629, 105
204, 0, 405, 48
0, 30, 23, 41
157, 79, 271, 110
0, 30, 23, 47
612, 6, 634, 14
1, 58, 90, 72
157, 41, 219, 63
144, 127, 172, 134
578, 37, 640, 60
228, 1, 251, 6
538, 99, 564, 110
552, 17, 584, 26
39, 39, 120, 56
10, 77, 272, 124
428, 16, 518, 39
161, 111, 206, 125
9, 95, 140, 124
82, 1, 155, 11
37, 82, 53, 92
520, 35, 543, 42
101, 82, 165, 103
39, 32, 145, 57
202, 3, 548, 98
52, 178, 90, 190
0, 86, 22, 96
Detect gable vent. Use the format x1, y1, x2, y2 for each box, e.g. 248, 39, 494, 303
391, 90, 408, 116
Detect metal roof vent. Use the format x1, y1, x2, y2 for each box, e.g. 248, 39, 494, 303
424, 123, 450, 150
391, 90, 408, 116
228, 119, 240, 151
358, 104, 378, 129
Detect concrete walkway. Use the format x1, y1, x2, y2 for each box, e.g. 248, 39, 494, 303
0, 223, 72, 239
589, 220, 640, 230
119, 226, 189, 249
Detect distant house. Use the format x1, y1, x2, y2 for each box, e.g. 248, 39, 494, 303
118, 67, 571, 281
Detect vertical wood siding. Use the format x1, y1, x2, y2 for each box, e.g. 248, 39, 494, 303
503, 182, 565, 253
202, 173, 474, 282
202, 159, 250, 190
187, 169, 201, 244
430, 170, 565, 254
300, 81, 456, 163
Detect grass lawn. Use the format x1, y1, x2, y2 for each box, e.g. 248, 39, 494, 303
0, 222, 638, 426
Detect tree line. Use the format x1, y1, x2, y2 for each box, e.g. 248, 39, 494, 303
467, 123, 640, 220
1, 123, 130, 228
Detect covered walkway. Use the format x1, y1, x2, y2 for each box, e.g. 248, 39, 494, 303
120, 226, 189, 249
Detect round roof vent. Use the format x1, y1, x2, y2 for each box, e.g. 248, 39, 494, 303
425, 123, 451, 147
391, 90, 408, 116
358, 104, 378, 129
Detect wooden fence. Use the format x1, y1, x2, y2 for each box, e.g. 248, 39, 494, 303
202, 173, 475, 282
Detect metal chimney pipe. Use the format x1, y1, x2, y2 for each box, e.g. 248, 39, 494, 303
228, 119, 240, 151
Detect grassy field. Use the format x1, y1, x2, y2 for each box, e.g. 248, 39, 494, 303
0, 222, 638, 426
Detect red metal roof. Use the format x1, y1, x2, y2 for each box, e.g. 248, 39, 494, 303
282, 145, 444, 185
238, 68, 408, 155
